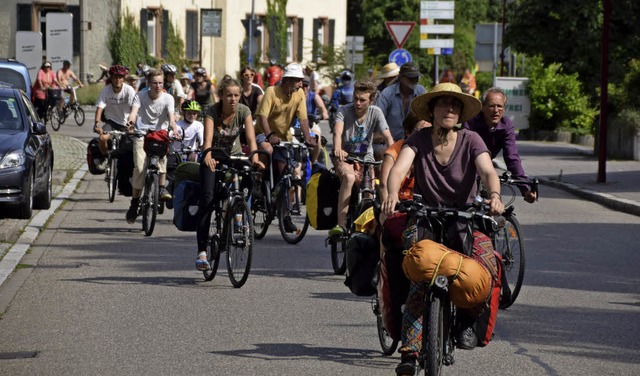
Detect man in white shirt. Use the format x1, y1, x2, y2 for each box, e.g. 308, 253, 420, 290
125, 69, 181, 224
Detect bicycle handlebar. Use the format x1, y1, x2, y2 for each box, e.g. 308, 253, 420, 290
499, 171, 540, 198
397, 194, 499, 229
344, 154, 382, 167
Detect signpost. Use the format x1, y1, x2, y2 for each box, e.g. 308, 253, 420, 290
45, 13, 73, 72
494, 77, 530, 129
420, 1, 455, 83
16, 31, 43, 84
345, 35, 364, 72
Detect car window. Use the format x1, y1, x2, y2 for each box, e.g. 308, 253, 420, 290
0, 68, 27, 92
0, 96, 22, 131
20, 92, 38, 125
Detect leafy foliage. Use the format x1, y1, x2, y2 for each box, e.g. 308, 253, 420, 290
526, 58, 597, 135
107, 9, 152, 69
266, 0, 288, 65
164, 18, 186, 69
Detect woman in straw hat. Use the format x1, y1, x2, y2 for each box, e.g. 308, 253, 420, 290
381, 83, 504, 375
376, 62, 400, 93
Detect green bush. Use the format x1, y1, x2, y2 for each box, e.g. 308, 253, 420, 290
76, 84, 103, 106
526, 60, 597, 135
108, 8, 152, 69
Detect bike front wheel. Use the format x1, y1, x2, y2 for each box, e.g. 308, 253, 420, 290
493, 214, 525, 309
252, 180, 271, 239
74, 106, 85, 126
142, 174, 159, 236
277, 183, 309, 244
225, 199, 254, 288
107, 156, 118, 202
48, 107, 61, 131
424, 292, 444, 376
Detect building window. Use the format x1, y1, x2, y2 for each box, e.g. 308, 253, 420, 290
147, 12, 156, 56
312, 18, 335, 63
186, 11, 198, 61
257, 16, 299, 63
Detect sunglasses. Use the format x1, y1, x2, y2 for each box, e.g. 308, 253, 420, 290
243, 73, 255, 78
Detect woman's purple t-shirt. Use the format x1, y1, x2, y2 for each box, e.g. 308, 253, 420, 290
404, 128, 489, 208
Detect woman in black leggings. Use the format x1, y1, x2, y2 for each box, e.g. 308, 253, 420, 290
195, 78, 264, 271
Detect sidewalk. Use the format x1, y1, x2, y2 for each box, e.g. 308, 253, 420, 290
516, 141, 640, 217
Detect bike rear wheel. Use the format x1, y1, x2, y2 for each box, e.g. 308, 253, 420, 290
74, 106, 85, 126
107, 156, 118, 202
277, 182, 309, 244
142, 174, 159, 236
374, 294, 399, 355
493, 214, 525, 309
204, 214, 221, 281
226, 199, 254, 288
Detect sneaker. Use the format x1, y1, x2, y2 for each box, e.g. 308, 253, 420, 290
290, 203, 301, 216
395, 355, 416, 375
283, 216, 297, 233
195, 258, 210, 271
456, 323, 477, 350
160, 187, 172, 201
126, 198, 139, 224
328, 225, 345, 238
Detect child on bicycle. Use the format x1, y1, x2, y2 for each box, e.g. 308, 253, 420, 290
381, 83, 504, 375
329, 80, 394, 237
171, 100, 204, 162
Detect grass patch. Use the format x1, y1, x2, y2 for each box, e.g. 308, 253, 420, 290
64, 169, 75, 185
76, 83, 103, 106
15, 263, 33, 269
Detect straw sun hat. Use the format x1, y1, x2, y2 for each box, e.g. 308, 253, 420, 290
411, 83, 482, 124
378, 62, 400, 79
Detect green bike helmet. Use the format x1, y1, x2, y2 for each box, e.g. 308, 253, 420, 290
181, 100, 202, 113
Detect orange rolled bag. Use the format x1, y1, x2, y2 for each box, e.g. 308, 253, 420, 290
402, 239, 492, 308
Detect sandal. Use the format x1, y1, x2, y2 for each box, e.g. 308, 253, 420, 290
195, 258, 210, 271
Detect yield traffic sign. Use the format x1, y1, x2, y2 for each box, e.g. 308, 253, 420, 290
385, 21, 416, 49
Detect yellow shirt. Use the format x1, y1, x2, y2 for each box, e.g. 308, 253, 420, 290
255, 85, 307, 141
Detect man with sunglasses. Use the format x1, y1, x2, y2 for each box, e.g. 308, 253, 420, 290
375, 62, 427, 157
462, 87, 537, 203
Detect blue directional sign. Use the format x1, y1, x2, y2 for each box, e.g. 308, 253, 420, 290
389, 49, 412, 66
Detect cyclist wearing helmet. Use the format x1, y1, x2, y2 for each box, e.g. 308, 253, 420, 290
94, 65, 136, 155
161, 63, 186, 115
172, 100, 204, 161
190, 67, 217, 116
264, 60, 283, 87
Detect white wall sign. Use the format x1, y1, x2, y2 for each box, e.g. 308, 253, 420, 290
494, 77, 531, 130
45, 13, 73, 72
15, 31, 43, 84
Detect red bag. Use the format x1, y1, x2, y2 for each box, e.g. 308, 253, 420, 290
143, 129, 170, 157
469, 230, 503, 346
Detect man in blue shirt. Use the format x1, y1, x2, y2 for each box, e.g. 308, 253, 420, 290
376, 62, 427, 142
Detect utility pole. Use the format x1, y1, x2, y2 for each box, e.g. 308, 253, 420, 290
598, 0, 611, 183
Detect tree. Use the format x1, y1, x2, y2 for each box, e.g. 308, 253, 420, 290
506, 0, 640, 100
266, 0, 288, 65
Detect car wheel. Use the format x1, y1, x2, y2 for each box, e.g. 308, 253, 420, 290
34, 162, 53, 210
16, 171, 34, 219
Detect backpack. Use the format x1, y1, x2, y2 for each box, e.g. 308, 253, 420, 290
86, 138, 106, 175
344, 232, 380, 296
306, 168, 340, 230
172, 179, 201, 231
469, 231, 505, 347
